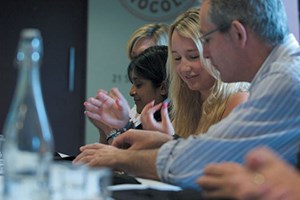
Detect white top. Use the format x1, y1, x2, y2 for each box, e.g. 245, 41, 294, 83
129, 105, 141, 127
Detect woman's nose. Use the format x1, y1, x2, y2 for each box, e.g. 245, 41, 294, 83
180, 59, 192, 72
129, 85, 136, 96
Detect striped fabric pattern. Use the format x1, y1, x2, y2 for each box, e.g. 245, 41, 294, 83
156, 34, 300, 189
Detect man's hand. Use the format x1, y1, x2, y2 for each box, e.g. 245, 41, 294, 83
112, 129, 173, 150
73, 143, 123, 169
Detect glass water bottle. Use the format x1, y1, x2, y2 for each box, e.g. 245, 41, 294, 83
2, 29, 54, 200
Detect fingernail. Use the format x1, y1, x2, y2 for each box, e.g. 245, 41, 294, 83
163, 98, 170, 108
163, 98, 170, 104
163, 101, 168, 108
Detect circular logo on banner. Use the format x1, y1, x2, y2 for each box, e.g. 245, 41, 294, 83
119, 0, 197, 21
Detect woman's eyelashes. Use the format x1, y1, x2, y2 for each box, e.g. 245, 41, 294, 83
173, 55, 181, 61
173, 54, 199, 62
133, 81, 143, 88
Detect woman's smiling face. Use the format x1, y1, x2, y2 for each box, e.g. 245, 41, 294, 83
171, 30, 215, 93
129, 70, 165, 114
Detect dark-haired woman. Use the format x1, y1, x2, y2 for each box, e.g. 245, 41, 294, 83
84, 46, 169, 144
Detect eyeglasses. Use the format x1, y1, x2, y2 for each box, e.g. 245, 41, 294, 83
199, 24, 231, 45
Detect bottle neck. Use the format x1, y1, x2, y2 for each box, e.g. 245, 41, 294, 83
16, 63, 42, 100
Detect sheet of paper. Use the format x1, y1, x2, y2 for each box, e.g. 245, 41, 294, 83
108, 177, 182, 191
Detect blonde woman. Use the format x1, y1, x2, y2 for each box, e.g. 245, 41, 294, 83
127, 23, 169, 59
141, 7, 249, 137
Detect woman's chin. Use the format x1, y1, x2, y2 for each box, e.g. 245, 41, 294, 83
187, 84, 200, 91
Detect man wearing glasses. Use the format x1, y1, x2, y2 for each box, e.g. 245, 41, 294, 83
74, 0, 300, 190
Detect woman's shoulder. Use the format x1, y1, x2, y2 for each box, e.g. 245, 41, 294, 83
222, 91, 249, 118
229, 91, 249, 102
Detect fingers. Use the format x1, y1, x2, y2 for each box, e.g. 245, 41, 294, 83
73, 152, 92, 165
96, 92, 115, 106
73, 146, 97, 164
140, 100, 162, 130
110, 88, 125, 100
160, 101, 174, 135
197, 164, 225, 190
84, 110, 101, 121
197, 172, 231, 199
111, 129, 146, 149
97, 89, 108, 95
79, 143, 105, 151
245, 147, 280, 170
110, 88, 130, 122
84, 96, 112, 118
110, 88, 130, 109
73, 143, 111, 164
161, 100, 169, 116
150, 102, 163, 114
87, 88, 124, 110
141, 100, 162, 118
198, 163, 249, 199
140, 101, 154, 125
115, 98, 129, 112
197, 175, 222, 190
84, 97, 102, 109
203, 163, 230, 176
111, 131, 132, 148
141, 100, 155, 116
84, 99, 103, 121
111, 89, 124, 110
199, 163, 244, 188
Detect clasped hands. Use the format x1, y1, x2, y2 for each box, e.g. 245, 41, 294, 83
84, 88, 131, 131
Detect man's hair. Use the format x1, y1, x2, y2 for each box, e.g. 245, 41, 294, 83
203, 0, 289, 45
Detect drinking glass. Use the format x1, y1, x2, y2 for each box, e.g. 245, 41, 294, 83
50, 161, 112, 200
0, 135, 5, 175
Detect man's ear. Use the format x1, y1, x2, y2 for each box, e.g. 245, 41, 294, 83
230, 20, 247, 47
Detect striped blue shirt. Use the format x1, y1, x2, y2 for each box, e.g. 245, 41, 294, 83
156, 34, 300, 189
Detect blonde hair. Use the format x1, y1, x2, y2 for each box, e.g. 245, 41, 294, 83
127, 23, 169, 60
167, 7, 249, 138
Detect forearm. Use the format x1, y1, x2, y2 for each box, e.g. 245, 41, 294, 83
99, 132, 107, 144
117, 149, 160, 180
98, 126, 113, 144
